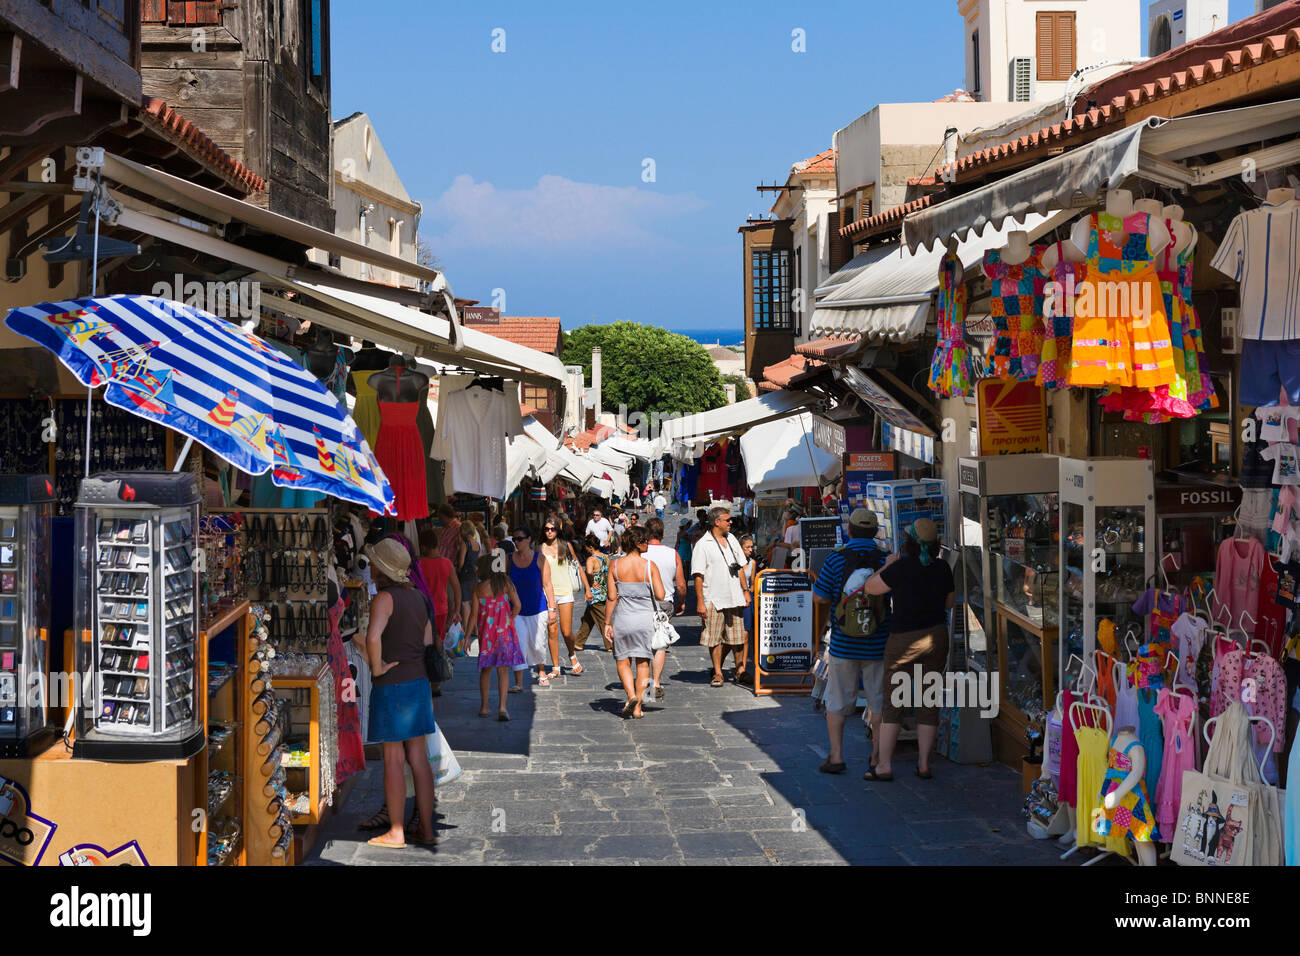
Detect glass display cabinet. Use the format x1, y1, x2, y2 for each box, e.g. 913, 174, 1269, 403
73, 472, 204, 760
957, 455, 1060, 732
1057, 457, 1155, 693
0, 475, 56, 758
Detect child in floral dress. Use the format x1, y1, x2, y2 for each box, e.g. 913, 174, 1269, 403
466, 555, 524, 720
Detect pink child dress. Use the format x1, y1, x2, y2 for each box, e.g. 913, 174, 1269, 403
476, 591, 525, 670
1153, 688, 1197, 835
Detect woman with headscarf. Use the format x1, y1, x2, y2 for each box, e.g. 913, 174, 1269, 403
862, 518, 954, 781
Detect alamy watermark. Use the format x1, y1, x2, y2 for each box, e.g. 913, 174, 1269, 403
1042, 274, 1154, 327
890, 665, 999, 718
150, 274, 261, 321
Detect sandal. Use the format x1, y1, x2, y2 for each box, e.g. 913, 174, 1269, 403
818, 759, 847, 775
569, 658, 584, 676
358, 806, 390, 832
547, 668, 561, 680
366, 835, 406, 849
863, 769, 894, 782
620, 700, 636, 718
537, 673, 551, 687
497, 712, 510, 722
655, 685, 665, 700
709, 675, 724, 688
914, 768, 933, 780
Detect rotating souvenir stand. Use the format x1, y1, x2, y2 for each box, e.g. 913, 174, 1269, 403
73, 472, 203, 760
270, 660, 332, 862
242, 624, 295, 867
862, 479, 947, 554
196, 600, 253, 866
1057, 458, 1156, 695
957, 455, 1060, 765
0, 475, 56, 758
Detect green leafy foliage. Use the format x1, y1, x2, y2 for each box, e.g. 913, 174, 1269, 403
561, 322, 728, 416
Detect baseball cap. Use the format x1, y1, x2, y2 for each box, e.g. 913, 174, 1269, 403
848, 508, 879, 533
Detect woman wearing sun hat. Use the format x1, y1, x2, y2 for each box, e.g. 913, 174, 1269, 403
861, 518, 955, 782
355, 537, 439, 848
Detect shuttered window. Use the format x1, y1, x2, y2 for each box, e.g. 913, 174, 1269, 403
151, 2, 221, 25
1036, 11, 1076, 82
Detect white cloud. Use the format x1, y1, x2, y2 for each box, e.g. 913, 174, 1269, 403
423, 174, 707, 250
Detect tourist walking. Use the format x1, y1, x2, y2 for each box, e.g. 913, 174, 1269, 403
508, 526, 557, 686
605, 526, 666, 718
653, 488, 667, 521
574, 534, 611, 652
645, 517, 685, 700
810, 509, 889, 775
737, 534, 756, 684
861, 518, 954, 780
435, 504, 461, 562
466, 555, 523, 720
585, 506, 614, 550
540, 518, 590, 676
456, 522, 482, 629
692, 507, 750, 687
355, 538, 438, 848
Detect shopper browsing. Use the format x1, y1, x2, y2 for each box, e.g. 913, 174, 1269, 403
540, 519, 589, 677
691, 507, 750, 687
574, 534, 612, 652
605, 526, 666, 718
466, 555, 524, 721
653, 490, 667, 520
508, 526, 558, 687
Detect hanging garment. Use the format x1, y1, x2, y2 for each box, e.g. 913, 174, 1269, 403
1287, 701, 1300, 863
1214, 648, 1286, 754
1095, 651, 1119, 714
1177, 232, 1218, 413
1046, 706, 1064, 788
1061, 689, 1083, 808
1214, 536, 1266, 625
1095, 737, 1161, 844
1170, 612, 1210, 693
1075, 724, 1112, 847
929, 251, 975, 397
1115, 670, 1141, 736
1209, 197, 1300, 341
982, 246, 1047, 381
1068, 212, 1177, 390
1154, 688, 1197, 835
1038, 244, 1086, 389
350, 373, 382, 450
435, 386, 514, 500
1132, 588, 1184, 646
327, 597, 366, 783
1137, 687, 1166, 802
375, 400, 429, 521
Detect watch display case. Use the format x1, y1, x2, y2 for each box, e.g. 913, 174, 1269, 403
957, 456, 1060, 730
1058, 457, 1155, 693
73, 472, 204, 761
0, 474, 56, 758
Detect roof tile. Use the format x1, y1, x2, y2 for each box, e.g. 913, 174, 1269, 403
471, 316, 563, 355
139, 97, 266, 193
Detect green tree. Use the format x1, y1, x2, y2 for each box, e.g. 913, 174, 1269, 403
720, 372, 751, 399
561, 322, 728, 417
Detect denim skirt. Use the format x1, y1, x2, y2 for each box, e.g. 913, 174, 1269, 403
368, 678, 438, 743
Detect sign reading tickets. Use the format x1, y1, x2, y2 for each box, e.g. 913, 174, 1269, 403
977, 379, 1047, 455
756, 570, 814, 673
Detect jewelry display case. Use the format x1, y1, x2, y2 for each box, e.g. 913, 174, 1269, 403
1057, 457, 1155, 693
73, 472, 204, 760
0, 475, 56, 758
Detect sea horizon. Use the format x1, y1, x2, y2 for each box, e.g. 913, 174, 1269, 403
669, 328, 743, 348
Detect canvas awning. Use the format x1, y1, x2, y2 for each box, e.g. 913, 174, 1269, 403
602, 434, 661, 461
810, 211, 1062, 342
587, 477, 614, 499
740, 413, 842, 493
506, 420, 550, 493
658, 390, 817, 443
841, 366, 936, 464
588, 445, 635, 471
902, 97, 1300, 252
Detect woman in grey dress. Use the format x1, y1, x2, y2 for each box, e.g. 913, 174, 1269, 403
604, 525, 666, 718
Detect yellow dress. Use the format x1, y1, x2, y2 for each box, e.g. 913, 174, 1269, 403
351, 376, 381, 450
1075, 725, 1130, 854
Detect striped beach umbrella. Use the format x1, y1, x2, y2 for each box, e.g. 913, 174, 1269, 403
4, 294, 395, 514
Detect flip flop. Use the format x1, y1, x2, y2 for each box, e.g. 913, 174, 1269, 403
569, 660, 584, 676
914, 768, 933, 780
366, 836, 406, 849
655, 685, 665, 700
818, 760, 847, 775
497, 712, 510, 722
537, 674, 551, 687
863, 769, 894, 782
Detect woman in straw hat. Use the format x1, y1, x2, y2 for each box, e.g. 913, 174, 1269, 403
356, 537, 439, 848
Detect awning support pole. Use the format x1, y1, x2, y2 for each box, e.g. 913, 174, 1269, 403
173, 436, 195, 472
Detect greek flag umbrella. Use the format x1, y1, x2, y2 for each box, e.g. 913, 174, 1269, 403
4, 294, 396, 514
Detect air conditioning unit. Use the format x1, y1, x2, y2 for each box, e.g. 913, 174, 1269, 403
1009, 57, 1034, 103
1149, 0, 1228, 56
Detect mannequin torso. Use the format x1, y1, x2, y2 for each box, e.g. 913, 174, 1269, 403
368, 357, 429, 404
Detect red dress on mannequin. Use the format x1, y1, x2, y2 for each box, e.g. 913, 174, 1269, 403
375, 400, 429, 520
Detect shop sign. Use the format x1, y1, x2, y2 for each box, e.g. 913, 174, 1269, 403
462, 306, 500, 325
977, 380, 1047, 455
959, 462, 980, 490
1155, 484, 1241, 514
812, 416, 846, 457
882, 423, 935, 464
0, 776, 56, 866
798, 516, 842, 551
756, 570, 814, 672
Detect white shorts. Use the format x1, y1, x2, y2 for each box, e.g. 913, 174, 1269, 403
515, 612, 549, 669
823, 655, 884, 717
554, 594, 574, 606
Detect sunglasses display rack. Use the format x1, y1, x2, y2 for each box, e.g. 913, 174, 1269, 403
73, 472, 204, 761
237, 606, 294, 866
0, 475, 56, 758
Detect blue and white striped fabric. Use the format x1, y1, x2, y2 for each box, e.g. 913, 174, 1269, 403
5, 295, 395, 514
1210, 198, 1300, 340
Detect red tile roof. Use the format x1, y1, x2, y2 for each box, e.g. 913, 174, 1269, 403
139, 97, 266, 193
795, 337, 860, 361
565, 424, 614, 452
761, 353, 823, 389
520, 403, 538, 418
797, 148, 835, 175
472, 316, 563, 355
840, 194, 935, 240
934, 89, 976, 103
932, 5, 1300, 185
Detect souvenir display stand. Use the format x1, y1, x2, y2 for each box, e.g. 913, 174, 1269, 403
957, 455, 1060, 765
0, 475, 56, 759
271, 660, 332, 861
863, 478, 947, 553
1057, 457, 1156, 691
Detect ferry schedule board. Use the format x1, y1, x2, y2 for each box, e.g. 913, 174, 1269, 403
754, 569, 815, 696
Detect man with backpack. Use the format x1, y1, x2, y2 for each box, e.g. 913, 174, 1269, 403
811, 509, 889, 775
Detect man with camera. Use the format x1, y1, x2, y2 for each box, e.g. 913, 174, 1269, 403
691, 507, 749, 688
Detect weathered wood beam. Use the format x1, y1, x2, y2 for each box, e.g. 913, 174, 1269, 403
0, 144, 56, 185
0, 32, 19, 93
0, 70, 81, 137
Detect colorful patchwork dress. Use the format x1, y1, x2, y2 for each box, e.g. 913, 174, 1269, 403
1038, 242, 1087, 390
928, 251, 975, 397
1094, 737, 1161, 843
982, 247, 1047, 381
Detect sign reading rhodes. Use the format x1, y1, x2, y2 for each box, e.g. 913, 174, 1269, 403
756, 570, 814, 672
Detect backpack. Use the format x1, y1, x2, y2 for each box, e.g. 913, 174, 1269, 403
834, 545, 887, 639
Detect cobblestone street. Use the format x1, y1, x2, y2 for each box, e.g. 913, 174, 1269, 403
307, 512, 1065, 866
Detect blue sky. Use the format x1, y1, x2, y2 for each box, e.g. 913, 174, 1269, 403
330, 0, 1255, 334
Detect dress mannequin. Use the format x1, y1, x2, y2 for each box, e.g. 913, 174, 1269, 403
1162, 204, 1196, 256
367, 353, 429, 403
1267, 187, 1297, 205
1106, 187, 1134, 218
1038, 233, 1086, 272
1133, 198, 1163, 217
347, 342, 387, 449
1000, 230, 1032, 265
368, 356, 430, 521
304, 328, 353, 402
1066, 188, 1172, 259
1096, 727, 1159, 865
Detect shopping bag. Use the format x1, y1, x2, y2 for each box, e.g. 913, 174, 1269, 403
444, 622, 465, 655
405, 727, 463, 796
1171, 769, 1254, 866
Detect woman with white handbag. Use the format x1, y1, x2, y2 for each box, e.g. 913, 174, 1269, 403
604, 526, 666, 718
646, 517, 685, 700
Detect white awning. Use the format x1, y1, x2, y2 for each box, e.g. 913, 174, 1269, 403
587, 477, 614, 499
506, 423, 549, 493
902, 97, 1300, 252
602, 434, 660, 461
810, 211, 1061, 342
659, 390, 816, 443
740, 413, 842, 493
588, 445, 635, 471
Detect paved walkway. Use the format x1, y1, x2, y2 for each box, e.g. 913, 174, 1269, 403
306, 510, 1067, 866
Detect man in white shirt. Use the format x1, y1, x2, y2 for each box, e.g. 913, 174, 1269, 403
691, 507, 749, 687
653, 491, 667, 520
585, 508, 613, 551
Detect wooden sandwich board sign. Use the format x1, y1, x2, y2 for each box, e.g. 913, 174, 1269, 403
753, 569, 816, 696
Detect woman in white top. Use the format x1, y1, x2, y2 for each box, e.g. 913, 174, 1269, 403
645, 516, 685, 701
540, 519, 590, 677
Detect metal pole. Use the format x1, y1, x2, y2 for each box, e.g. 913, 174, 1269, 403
84, 171, 102, 477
